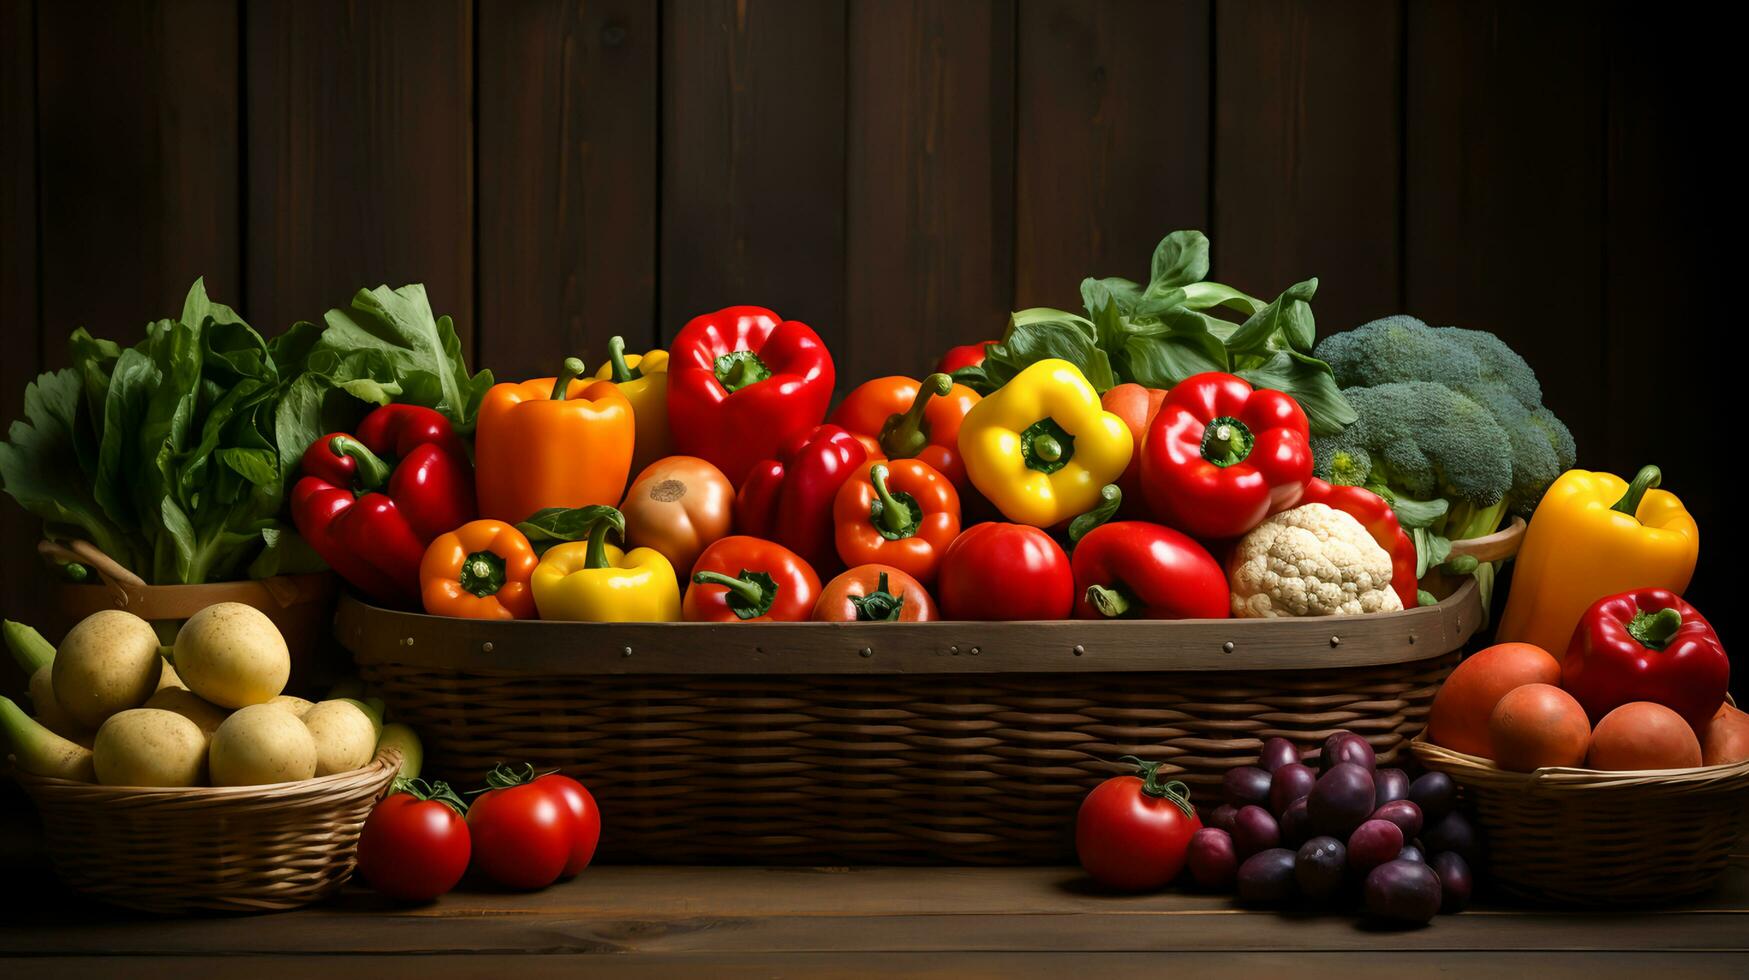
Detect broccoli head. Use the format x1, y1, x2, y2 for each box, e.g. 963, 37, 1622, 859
1314, 315, 1484, 392
1434, 325, 1543, 413
1311, 381, 1513, 507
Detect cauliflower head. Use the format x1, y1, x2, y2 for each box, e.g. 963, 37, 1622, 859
1229, 503, 1405, 618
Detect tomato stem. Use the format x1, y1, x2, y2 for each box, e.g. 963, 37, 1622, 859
1117, 755, 1196, 818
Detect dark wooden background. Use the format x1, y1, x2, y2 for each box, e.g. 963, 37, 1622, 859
0, 0, 1731, 664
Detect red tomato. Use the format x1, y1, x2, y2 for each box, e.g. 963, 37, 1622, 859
537, 773, 603, 877
934, 340, 995, 375
467, 771, 578, 890
356, 781, 472, 902
1076, 757, 1203, 890
935, 522, 1074, 620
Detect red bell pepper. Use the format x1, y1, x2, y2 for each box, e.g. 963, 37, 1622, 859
1562, 589, 1729, 733
291, 405, 476, 606
736, 424, 870, 576
1300, 478, 1418, 609
1072, 521, 1228, 620
1140, 372, 1312, 540
935, 339, 995, 376
683, 535, 821, 622
666, 306, 836, 486
936, 522, 1074, 620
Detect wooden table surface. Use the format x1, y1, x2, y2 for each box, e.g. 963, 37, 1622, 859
3, 859, 1748, 978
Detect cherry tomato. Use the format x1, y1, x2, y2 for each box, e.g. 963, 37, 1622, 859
467, 767, 578, 890
936, 522, 1073, 620
356, 780, 472, 902
1076, 757, 1203, 891
536, 772, 603, 877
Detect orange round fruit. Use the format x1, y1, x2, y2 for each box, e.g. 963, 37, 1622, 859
1487, 683, 1591, 772
1587, 702, 1703, 771
1702, 703, 1749, 767
1427, 642, 1563, 758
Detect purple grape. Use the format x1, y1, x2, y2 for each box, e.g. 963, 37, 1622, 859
1374, 768, 1411, 806
1268, 763, 1317, 815
1278, 796, 1312, 848
1232, 805, 1282, 858
1364, 859, 1442, 925
1236, 848, 1298, 905
1308, 762, 1376, 836
1223, 766, 1273, 808
1207, 803, 1238, 834
1397, 844, 1425, 864
1347, 818, 1406, 874
1408, 771, 1457, 823
1371, 799, 1424, 840
1432, 851, 1473, 913
1423, 811, 1483, 867
1294, 836, 1348, 900
1186, 828, 1239, 888
1258, 737, 1301, 773
1319, 732, 1377, 771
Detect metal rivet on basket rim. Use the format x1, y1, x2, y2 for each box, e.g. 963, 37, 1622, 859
401, 636, 415, 647
950, 645, 960, 655
482, 641, 494, 653
969, 646, 981, 656
1408, 633, 1417, 645
622, 646, 633, 657
1221, 640, 1235, 653
859, 647, 873, 658
1073, 644, 1085, 656
1329, 635, 1341, 648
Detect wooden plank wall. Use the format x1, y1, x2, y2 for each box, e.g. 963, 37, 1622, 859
0, 0, 1732, 657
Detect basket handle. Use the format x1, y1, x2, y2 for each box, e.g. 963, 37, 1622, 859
40, 538, 148, 596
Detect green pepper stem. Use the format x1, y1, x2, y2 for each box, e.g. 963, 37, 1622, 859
1628, 606, 1684, 650
551, 356, 587, 400
1085, 584, 1132, 618
583, 512, 618, 570
1200, 417, 1254, 467
869, 464, 915, 537
1033, 433, 1063, 463
1610, 464, 1662, 518
458, 550, 507, 598
692, 570, 765, 606
880, 373, 953, 458
607, 336, 641, 383
329, 436, 393, 490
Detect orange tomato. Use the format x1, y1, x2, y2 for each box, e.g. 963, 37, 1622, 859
1487, 683, 1591, 771
1587, 701, 1703, 771
1427, 643, 1562, 758
812, 564, 937, 622
1702, 703, 1749, 767
1101, 383, 1166, 512
620, 456, 734, 576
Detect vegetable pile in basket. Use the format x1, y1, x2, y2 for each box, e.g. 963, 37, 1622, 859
0, 230, 1590, 625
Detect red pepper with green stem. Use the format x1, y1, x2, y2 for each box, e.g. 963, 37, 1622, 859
1562, 589, 1729, 732
291, 405, 476, 606
830, 373, 980, 488
1071, 521, 1228, 620
737, 424, 870, 576
684, 535, 821, 622
666, 306, 836, 486
1299, 478, 1419, 609
833, 459, 961, 584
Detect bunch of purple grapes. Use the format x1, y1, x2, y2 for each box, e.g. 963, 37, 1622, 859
1186, 731, 1480, 925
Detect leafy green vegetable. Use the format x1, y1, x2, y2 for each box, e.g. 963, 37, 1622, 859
953, 231, 1356, 435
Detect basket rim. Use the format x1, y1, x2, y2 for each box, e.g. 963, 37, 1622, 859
338, 576, 1480, 675
13, 746, 401, 801
1410, 731, 1749, 793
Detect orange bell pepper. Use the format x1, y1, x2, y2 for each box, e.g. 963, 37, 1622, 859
475, 358, 635, 523
832, 459, 960, 585
829, 373, 979, 488
419, 519, 540, 620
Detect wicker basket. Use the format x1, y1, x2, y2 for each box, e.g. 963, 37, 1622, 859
1412, 734, 1749, 906
342, 580, 1481, 865
12, 749, 401, 913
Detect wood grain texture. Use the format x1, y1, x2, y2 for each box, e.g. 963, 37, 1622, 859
34, 0, 240, 344
1015, 0, 1210, 311
245, 0, 474, 343
0, 0, 42, 653
1214, 0, 1401, 331
478, 0, 658, 383
660, 0, 847, 347
1404, 0, 1606, 457
846, 0, 1016, 382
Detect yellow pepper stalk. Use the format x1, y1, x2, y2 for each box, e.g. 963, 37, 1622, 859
529, 507, 681, 622
593, 337, 670, 478
957, 358, 1133, 527
1497, 465, 1698, 658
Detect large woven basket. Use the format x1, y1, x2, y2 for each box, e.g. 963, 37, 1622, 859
1412, 733, 1749, 906
13, 749, 401, 913
342, 580, 1480, 865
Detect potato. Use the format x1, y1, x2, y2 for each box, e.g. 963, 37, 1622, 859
209, 704, 317, 786
52, 609, 163, 730
173, 603, 289, 709
302, 699, 378, 775
144, 687, 229, 737
29, 665, 90, 745
94, 708, 207, 787
266, 694, 316, 718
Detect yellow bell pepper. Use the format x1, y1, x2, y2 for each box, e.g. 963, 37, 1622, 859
529, 507, 681, 622
593, 337, 670, 478
1497, 465, 1698, 658
957, 358, 1133, 527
